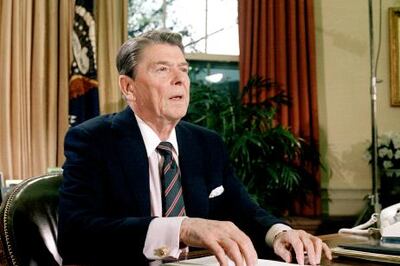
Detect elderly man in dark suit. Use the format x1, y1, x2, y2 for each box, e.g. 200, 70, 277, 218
58, 30, 331, 266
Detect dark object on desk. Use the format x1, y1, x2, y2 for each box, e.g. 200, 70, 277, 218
0, 173, 63, 266
339, 241, 400, 256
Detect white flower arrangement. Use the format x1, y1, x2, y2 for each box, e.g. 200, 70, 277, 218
365, 132, 400, 177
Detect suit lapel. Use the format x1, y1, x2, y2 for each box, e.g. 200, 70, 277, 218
111, 107, 151, 216
176, 123, 209, 218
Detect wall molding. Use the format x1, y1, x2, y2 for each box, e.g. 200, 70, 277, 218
322, 188, 371, 216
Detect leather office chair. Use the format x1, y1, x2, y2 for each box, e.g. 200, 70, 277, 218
0, 173, 63, 266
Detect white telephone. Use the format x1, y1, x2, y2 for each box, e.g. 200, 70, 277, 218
380, 203, 400, 243
338, 202, 400, 242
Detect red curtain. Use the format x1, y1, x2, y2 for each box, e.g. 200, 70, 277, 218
238, 0, 320, 216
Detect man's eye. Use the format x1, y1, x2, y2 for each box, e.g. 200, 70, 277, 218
181, 68, 189, 73
157, 66, 168, 72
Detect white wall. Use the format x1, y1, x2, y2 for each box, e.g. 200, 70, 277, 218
315, 0, 400, 216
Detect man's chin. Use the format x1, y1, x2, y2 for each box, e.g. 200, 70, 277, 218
165, 111, 187, 123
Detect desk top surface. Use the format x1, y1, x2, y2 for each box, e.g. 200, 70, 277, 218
320, 233, 395, 266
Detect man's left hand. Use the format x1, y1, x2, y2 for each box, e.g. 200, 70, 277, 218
273, 229, 332, 265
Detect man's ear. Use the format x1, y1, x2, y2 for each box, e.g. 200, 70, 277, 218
119, 75, 135, 101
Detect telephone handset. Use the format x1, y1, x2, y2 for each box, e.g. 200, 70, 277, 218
338, 202, 400, 242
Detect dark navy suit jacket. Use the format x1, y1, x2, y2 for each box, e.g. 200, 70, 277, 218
58, 107, 283, 265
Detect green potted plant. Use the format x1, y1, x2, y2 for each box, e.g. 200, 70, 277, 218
365, 132, 400, 207
186, 76, 320, 216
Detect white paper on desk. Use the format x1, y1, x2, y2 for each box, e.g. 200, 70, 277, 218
162, 255, 299, 265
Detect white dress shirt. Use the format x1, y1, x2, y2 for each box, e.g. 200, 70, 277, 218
134, 115, 186, 261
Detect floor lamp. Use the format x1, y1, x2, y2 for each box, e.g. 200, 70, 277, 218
364, 0, 383, 225
368, 0, 382, 216
355, 0, 382, 226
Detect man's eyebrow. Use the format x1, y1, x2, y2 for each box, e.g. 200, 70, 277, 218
152, 61, 189, 67
178, 62, 189, 67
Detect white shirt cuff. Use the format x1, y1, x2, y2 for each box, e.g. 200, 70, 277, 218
143, 217, 187, 260
265, 223, 292, 247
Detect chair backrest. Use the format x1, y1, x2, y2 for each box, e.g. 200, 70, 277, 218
0, 173, 63, 266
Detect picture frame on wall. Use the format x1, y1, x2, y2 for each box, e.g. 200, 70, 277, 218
388, 7, 400, 106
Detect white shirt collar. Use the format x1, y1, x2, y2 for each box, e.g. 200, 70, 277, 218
135, 114, 179, 157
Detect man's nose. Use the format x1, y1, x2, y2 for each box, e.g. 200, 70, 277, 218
171, 68, 187, 86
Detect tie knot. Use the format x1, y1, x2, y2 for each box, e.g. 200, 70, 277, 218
157, 142, 174, 157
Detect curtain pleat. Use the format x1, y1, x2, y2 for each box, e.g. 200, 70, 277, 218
238, 0, 320, 216
57, 0, 74, 166
96, 0, 128, 114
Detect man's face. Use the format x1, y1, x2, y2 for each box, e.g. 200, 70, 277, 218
130, 43, 190, 126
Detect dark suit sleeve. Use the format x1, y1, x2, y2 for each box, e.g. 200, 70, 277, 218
207, 133, 285, 256
58, 125, 153, 265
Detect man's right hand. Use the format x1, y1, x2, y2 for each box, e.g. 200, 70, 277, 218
179, 218, 258, 266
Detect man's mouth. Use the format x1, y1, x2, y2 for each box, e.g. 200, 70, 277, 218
169, 95, 183, 100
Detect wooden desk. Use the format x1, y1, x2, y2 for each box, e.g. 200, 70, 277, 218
186, 233, 392, 265
320, 233, 392, 266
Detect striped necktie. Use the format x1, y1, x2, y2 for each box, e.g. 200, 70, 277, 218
157, 142, 186, 217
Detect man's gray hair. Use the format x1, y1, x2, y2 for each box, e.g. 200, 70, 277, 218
116, 30, 184, 78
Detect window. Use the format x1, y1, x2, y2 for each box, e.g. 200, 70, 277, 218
127, 0, 239, 88
187, 54, 239, 93
167, 0, 238, 55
